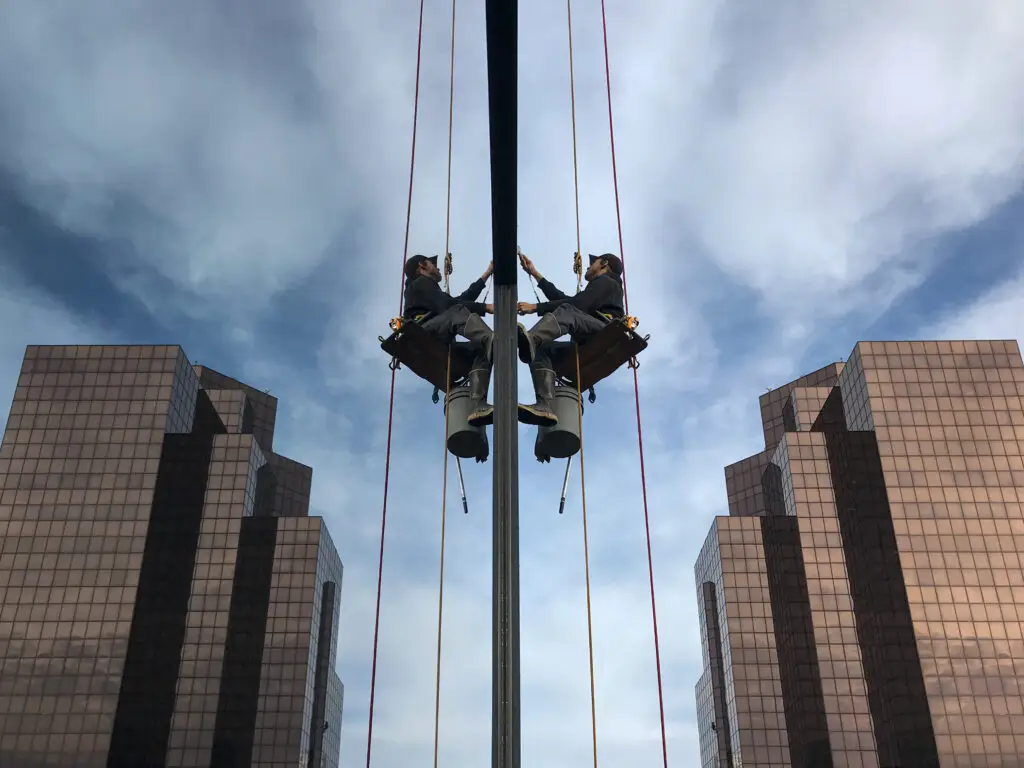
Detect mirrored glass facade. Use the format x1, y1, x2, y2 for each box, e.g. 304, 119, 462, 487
695, 340, 1024, 768
0, 345, 343, 768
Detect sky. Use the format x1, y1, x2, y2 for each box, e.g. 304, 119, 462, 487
1, 0, 1023, 765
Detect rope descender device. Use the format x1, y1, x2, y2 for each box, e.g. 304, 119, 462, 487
389, 317, 404, 332
625, 315, 639, 330
442, 252, 453, 293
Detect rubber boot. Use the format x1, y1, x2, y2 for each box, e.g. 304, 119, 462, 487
518, 366, 558, 427
517, 314, 562, 364
466, 366, 494, 427
463, 313, 493, 361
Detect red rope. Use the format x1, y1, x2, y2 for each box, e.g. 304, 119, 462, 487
599, 2, 669, 766
367, 1, 427, 765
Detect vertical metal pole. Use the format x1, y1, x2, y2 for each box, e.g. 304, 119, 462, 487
485, 0, 519, 766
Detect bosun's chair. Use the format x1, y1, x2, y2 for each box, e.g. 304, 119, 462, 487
534, 316, 649, 463
380, 317, 488, 463
380, 319, 477, 392
381, 315, 650, 464
548, 316, 648, 392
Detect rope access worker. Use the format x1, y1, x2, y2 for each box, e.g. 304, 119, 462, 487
515, 250, 625, 426
403, 254, 496, 427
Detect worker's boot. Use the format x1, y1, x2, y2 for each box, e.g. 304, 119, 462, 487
517, 314, 562, 364
466, 366, 494, 427
518, 366, 558, 427
463, 313, 493, 361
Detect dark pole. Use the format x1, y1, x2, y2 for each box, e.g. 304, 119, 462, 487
485, 0, 519, 766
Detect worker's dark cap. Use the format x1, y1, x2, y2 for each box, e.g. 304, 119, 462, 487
405, 254, 438, 280
589, 253, 623, 276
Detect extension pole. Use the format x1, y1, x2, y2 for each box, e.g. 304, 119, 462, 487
484, 0, 520, 766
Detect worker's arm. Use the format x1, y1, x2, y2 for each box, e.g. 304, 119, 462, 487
455, 277, 487, 302
535, 277, 568, 301
411, 277, 487, 315
536, 276, 617, 315
454, 259, 493, 302
519, 252, 568, 300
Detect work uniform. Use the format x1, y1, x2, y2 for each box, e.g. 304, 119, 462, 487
402, 254, 494, 427
529, 273, 624, 368
403, 274, 489, 343
517, 253, 625, 427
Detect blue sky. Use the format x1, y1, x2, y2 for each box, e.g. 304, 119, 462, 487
1, 1, 1023, 765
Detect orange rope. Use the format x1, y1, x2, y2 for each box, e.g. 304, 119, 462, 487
567, 3, 597, 763
443, 0, 457, 293
566, 0, 583, 292
432, 349, 453, 768
395, 1, 426, 319
433, 2, 458, 763
599, 3, 669, 765
575, 344, 599, 768
367, 0, 427, 765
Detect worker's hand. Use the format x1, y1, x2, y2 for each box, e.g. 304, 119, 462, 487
518, 253, 540, 280
517, 302, 537, 315
482, 260, 493, 280
484, 304, 495, 314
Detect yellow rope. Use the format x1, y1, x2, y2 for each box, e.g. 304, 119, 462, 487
442, 0, 457, 294
569, 0, 596, 760
575, 344, 599, 767
567, 0, 583, 293
432, 348, 452, 768
433, 0, 457, 757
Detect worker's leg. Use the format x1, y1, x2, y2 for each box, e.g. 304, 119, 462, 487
516, 342, 559, 426
462, 313, 493, 362
420, 305, 493, 360
420, 304, 471, 344
550, 304, 607, 340
466, 347, 494, 427
420, 306, 494, 426
517, 304, 607, 364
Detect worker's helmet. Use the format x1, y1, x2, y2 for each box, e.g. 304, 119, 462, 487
589, 253, 623, 276
405, 254, 439, 280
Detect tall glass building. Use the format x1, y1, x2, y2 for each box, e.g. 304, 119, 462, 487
0, 345, 343, 768
695, 340, 1024, 768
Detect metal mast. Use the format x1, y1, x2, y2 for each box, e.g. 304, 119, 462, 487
484, 0, 520, 766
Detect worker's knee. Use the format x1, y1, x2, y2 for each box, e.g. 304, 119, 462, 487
446, 304, 472, 321
551, 304, 586, 325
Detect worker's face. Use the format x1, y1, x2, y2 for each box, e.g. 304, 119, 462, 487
419, 260, 442, 281
584, 259, 608, 281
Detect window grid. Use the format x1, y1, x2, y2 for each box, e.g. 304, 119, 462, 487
0, 345, 344, 768
694, 340, 1024, 766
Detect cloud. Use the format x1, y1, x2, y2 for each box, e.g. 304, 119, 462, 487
0, 257, 113, 417
924, 267, 1024, 341
640, 0, 1024, 321
0, 2, 392, 310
